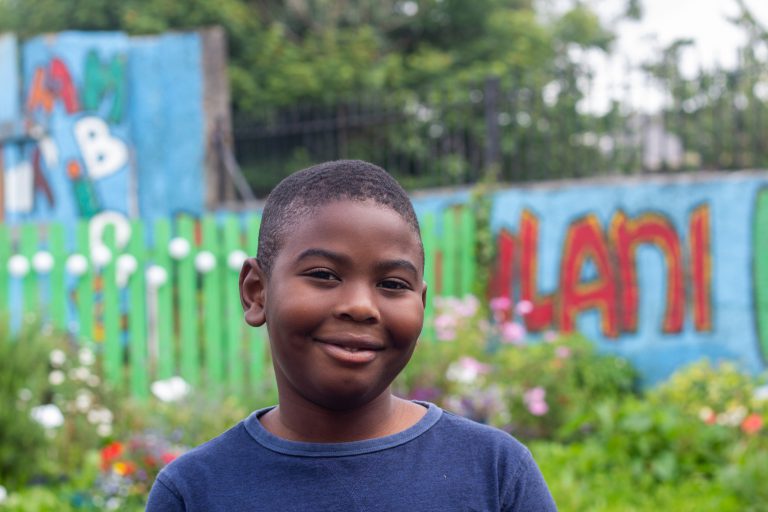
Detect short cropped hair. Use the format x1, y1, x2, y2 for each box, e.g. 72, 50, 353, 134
257, 160, 423, 275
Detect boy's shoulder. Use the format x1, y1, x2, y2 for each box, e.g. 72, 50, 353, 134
156, 413, 256, 485
434, 408, 531, 454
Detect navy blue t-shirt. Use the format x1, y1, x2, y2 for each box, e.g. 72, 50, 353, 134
146, 402, 557, 511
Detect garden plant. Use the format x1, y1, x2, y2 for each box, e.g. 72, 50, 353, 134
0, 297, 766, 511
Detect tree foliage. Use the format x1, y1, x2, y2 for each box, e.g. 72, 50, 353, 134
0, 0, 619, 117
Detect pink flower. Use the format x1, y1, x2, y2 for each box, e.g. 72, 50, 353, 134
459, 356, 491, 375
435, 314, 457, 341
436, 328, 456, 341
524, 387, 546, 404
515, 300, 534, 316
446, 357, 491, 383
527, 400, 549, 416
741, 413, 763, 435
490, 296, 512, 312
455, 295, 480, 318
555, 346, 572, 359
543, 331, 558, 342
501, 322, 526, 344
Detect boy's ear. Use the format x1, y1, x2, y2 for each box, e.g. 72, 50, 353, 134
239, 257, 267, 327
421, 281, 428, 309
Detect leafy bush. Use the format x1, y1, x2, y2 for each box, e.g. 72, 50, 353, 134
396, 296, 638, 440
0, 321, 59, 489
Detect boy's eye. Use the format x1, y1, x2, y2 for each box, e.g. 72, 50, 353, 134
379, 279, 410, 291
305, 270, 338, 281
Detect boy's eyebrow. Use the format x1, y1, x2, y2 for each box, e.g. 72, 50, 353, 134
373, 259, 420, 277
295, 248, 350, 265
295, 248, 420, 276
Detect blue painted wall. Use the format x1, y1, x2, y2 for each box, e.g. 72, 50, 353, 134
0, 30, 205, 227
0, 34, 19, 124
411, 173, 768, 384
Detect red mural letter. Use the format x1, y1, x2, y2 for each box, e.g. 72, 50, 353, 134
560, 214, 618, 337
50, 58, 80, 113
610, 211, 684, 333
27, 67, 55, 112
690, 204, 713, 331
26, 60, 80, 114
489, 229, 516, 321
520, 210, 555, 331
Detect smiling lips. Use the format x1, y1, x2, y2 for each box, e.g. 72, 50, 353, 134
315, 337, 383, 364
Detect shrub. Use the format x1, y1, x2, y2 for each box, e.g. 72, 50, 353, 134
0, 320, 59, 489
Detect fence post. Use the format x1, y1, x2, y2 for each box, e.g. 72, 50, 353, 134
441, 209, 457, 297
127, 220, 149, 399
421, 214, 436, 342
484, 76, 501, 171
223, 216, 244, 396
177, 216, 199, 387
460, 207, 476, 297
201, 215, 224, 389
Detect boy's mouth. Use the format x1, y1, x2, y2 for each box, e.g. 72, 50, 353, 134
314, 337, 383, 364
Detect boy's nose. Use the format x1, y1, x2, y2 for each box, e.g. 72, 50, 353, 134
333, 283, 380, 323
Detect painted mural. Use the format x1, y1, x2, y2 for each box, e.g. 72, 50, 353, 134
0, 31, 206, 237
412, 173, 768, 384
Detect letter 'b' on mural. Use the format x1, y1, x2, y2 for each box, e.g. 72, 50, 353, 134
74, 117, 128, 179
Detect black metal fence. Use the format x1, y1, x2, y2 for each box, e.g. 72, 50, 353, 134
233, 64, 768, 197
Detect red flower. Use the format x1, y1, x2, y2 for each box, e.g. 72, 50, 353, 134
101, 441, 124, 470
741, 413, 763, 435
161, 452, 178, 465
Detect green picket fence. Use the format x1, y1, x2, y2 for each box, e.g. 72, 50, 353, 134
0, 208, 476, 399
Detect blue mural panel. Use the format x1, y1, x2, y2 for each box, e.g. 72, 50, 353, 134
128, 32, 204, 221
0, 30, 207, 228
480, 174, 767, 384
0, 33, 19, 124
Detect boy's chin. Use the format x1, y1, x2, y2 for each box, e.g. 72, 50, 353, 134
306, 383, 394, 412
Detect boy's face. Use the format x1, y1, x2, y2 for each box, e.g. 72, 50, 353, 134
241, 199, 426, 411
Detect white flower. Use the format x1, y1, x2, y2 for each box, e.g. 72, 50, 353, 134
17, 388, 33, 401
78, 348, 95, 366
446, 357, 491, 384
151, 376, 191, 403
30, 404, 64, 429
70, 367, 91, 381
75, 390, 93, 412
97, 423, 112, 437
87, 375, 101, 387
49, 349, 66, 367
0, 484, 6, 503
87, 407, 113, 425
48, 370, 65, 386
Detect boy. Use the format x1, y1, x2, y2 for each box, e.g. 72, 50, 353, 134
147, 160, 557, 511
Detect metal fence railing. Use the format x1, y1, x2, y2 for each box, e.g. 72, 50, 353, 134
234, 64, 768, 197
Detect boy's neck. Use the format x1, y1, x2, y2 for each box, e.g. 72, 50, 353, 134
260, 391, 426, 443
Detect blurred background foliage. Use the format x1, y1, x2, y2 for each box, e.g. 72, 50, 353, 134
3, 0, 767, 195
0, 0, 615, 111
2, 302, 767, 510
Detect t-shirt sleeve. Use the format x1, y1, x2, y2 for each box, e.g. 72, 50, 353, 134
502, 447, 558, 511
146, 472, 187, 512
